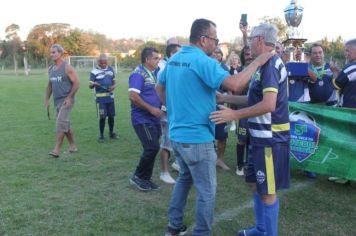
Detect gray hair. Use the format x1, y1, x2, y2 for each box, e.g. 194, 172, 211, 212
51, 44, 64, 55
345, 39, 356, 48
250, 23, 278, 47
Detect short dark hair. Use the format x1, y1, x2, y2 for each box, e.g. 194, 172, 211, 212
309, 43, 323, 54
189, 18, 216, 44
141, 47, 159, 64
214, 47, 223, 56
166, 44, 181, 58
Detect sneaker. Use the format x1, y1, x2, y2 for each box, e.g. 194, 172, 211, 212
147, 180, 160, 190
334, 178, 351, 185
236, 166, 244, 176
171, 161, 180, 172
160, 172, 176, 184
129, 175, 151, 191
109, 132, 118, 139
165, 225, 188, 236
237, 226, 266, 236
229, 120, 237, 131
97, 136, 105, 143
328, 176, 341, 182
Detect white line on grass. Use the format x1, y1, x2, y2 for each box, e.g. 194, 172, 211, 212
213, 181, 314, 225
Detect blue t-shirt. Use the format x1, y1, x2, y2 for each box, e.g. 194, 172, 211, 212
90, 66, 115, 103
333, 61, 356, 108
248, 55, 290, 146
128, 64, 161, 125
159, 45, 229, 143
308, 63, 337, 104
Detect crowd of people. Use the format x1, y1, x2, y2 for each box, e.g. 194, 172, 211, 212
44, 18, 356, 236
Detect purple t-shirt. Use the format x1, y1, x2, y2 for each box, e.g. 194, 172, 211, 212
128, 64, 161, 125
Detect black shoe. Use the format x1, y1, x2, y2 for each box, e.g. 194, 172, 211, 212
97, 136, 105, 143
165, 225, 188, 236
147, 180, 160, 190
109, 132, 118, 139
129, 175, 151, 191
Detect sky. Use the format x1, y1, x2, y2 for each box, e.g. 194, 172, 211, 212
0, 0, 354, 43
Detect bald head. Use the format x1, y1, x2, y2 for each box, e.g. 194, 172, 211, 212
98, 53, 108, 69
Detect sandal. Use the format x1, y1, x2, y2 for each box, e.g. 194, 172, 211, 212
48, 151, 59, 158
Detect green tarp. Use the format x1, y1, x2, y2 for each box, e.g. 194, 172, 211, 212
289, 102, 356, 180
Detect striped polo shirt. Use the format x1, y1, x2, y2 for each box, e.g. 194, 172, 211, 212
333, 61, 356, 108
248, 55, 290, 146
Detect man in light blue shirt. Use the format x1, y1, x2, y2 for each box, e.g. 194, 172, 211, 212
157, 18, 272, 236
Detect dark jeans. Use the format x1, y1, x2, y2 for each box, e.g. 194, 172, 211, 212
133, 124, 161, 180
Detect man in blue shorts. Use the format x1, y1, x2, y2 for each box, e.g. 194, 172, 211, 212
212, 47, 231, 170
157, 19, 273, 236
211, 23, 290, 236
89, 54, 118, 142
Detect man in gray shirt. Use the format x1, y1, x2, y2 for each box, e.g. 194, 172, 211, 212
45, 44, 80, 158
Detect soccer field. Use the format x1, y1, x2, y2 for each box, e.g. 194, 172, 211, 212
0, 69, 355, 235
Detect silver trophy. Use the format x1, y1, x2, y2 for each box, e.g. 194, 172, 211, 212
283, 0, 308, 77
284, 0, 303, 39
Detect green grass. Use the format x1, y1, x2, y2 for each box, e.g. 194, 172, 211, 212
0, 69, 355, 235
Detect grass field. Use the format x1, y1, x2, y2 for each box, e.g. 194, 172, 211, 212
0, 69, 355, 236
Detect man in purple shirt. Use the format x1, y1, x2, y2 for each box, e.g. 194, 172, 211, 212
128, 47, 162, 191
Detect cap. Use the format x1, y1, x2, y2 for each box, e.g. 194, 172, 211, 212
167, 37, 180, 45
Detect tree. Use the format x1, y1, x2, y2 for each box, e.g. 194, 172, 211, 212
26, 23, 71, 68
131, 41, 165, 68
5, 24, 22, 75
259, 16, 288, 42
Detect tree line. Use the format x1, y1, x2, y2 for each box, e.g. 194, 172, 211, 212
0, 19, 347, 73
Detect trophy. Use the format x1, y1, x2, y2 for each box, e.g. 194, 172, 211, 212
283, 0, 308, 78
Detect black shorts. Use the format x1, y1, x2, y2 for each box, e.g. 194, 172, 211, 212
98, 102, 115, 118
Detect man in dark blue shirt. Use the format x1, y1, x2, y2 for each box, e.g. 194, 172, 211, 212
333, 39, 356, 108
89, 54, 118, 142
211, 23, 289, 236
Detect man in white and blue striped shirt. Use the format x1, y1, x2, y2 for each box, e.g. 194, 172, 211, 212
333, 39, 356, 108
211, 23, 289, 236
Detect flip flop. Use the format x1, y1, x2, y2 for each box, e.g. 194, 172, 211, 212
48, 151, 59, 158
64, 148, 78, 154
68, 148, 78, 153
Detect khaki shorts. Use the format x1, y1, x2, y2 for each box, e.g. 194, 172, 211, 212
55, 102, 73, 133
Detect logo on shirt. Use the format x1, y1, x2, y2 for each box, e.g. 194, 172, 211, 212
289, 111, 320, 162
256, 170, 266, 184
50, 76, 62, 82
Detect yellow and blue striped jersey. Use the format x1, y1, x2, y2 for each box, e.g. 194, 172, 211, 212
248, 55, 290, 146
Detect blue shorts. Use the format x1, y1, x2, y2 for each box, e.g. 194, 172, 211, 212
98, 102, 115, 119
245, 143, 290, 195
236, 118, 249, 143
215, 105, 228, 141
215, 123, 228, 141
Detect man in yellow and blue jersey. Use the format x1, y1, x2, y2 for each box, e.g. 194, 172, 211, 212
211, 23, 290, 236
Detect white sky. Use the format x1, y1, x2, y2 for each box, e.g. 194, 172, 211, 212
0, 0, 354, 43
